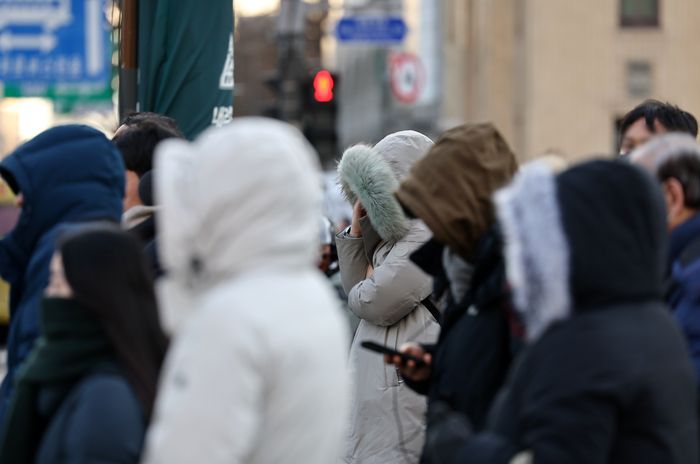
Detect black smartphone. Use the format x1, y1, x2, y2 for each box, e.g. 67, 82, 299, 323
360, 341, 426, 367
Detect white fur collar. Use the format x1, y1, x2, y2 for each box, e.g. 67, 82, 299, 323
494, 161, 571, 342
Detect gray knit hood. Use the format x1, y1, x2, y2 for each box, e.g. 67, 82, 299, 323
338, 130, 433, 242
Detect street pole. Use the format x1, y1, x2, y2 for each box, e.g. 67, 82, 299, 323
277, 0, 306, 127
119, 0, 138, 122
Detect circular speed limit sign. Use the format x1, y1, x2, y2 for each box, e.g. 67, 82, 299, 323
389, 52, 425, 104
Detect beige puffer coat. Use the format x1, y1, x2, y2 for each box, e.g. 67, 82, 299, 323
337, 131, 440, 463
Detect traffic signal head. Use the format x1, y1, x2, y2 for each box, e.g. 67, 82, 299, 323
313, 70, 334, 103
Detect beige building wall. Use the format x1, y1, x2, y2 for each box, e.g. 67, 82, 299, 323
441, 0, 700, 162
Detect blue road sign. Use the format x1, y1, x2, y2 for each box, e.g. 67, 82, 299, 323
0, 0, 110, 86
336, 16, 407, 43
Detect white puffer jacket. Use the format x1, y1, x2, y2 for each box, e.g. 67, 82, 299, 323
142, 118, 350, 464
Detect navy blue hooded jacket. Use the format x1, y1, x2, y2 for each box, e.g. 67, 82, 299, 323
0, 125, 124, 419
667, 212, 700, 382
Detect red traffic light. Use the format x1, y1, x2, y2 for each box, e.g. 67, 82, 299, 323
313, 70, 334, 103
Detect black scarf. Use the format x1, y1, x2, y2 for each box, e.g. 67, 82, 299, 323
0, 298, 114, 463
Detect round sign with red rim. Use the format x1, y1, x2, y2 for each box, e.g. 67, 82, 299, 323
389, 52, 425, 104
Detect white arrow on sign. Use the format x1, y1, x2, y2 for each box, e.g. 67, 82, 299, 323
0, 31, 57, 52
0, 0, 72, 31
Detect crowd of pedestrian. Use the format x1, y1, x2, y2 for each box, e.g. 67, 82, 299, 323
0, 99, 698, 463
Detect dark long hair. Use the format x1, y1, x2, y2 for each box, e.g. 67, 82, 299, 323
59, 226, 168, 417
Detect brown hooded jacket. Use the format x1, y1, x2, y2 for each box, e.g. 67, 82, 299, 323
396, 123, 518, 261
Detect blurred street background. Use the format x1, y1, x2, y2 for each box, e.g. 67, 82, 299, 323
0, 0, 695, 292
0, 1, 698, 161
0, 0, 697, 237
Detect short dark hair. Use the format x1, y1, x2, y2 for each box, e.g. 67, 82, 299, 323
113, 112, 184, 177
120, 112, 182, 133
658, 152, 700, 209
620, 100, 699, 142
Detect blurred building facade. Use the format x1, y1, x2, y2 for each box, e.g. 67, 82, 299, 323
440, 0, 700, 161
334, 0, 441, 148
233, 0, 700, 162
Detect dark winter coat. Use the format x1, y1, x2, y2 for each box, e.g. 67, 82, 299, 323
34, 364, 145, 464
125, 171, 163, 277
427, 160, 699, 464
0, 126, 124, 419
405, 228, 513, 435
667, 212, 700, 382
394, 124, 518, 448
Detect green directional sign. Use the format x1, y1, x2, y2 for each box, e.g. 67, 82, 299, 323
2, 74, 113, 113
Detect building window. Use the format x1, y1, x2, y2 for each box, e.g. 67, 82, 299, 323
620, 0, 660, 27
626, 61, 652, 99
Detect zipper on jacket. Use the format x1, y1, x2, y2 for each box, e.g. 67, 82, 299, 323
394, 328, 403, 384
382, 328, 403, 387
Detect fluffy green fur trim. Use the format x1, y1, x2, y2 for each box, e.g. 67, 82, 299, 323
338, 144, 409, 242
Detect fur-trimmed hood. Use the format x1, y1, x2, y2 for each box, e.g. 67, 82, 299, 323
338, 131, 433, 242
494, 160, 570, 342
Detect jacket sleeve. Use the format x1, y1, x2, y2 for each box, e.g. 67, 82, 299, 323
142, 306, 263, 464
425, 379, 618, 464
346, 240, 432, 327
516, 390, 617, 463
458, 353, 617, 464
62, 376, 146, 464
422, 401, 516, 464
336, 230, 370, 295
0, 235, 54, 421
336, 217, 384, 294
510, 335, 619, 464
438, 390, 617, 464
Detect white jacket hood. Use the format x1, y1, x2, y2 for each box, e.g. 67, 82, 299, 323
155, 117, 323, 332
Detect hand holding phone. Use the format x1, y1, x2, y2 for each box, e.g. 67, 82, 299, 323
360, 341, 427, 368
371, 341, 433, 383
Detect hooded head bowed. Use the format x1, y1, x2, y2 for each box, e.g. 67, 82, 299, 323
495, 159, 668, 342
557, 160, 667, 308
155, 118, 323, 332
0, 125, 125, 277
396, 123, 518, 262
338, 130, 433, 242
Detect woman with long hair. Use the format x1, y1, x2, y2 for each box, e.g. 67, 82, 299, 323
0, 226, 168, 463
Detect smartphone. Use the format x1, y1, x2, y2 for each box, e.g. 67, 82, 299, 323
360, 341, 426, 367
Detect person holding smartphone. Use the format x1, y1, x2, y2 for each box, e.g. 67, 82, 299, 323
387, 124, 519, 464
336, 131, 439, 464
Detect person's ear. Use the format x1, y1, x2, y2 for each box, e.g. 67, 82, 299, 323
663, 178, 686, 218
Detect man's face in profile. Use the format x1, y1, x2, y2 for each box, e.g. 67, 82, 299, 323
620, 118, 668, 156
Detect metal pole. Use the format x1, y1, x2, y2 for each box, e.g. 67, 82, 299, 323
277, 0, 306, 127
119, 0, 138, 122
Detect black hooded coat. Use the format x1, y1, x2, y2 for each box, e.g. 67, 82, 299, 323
427, 161, 699, 464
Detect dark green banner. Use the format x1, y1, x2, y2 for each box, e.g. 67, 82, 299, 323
138, 0, 234, 139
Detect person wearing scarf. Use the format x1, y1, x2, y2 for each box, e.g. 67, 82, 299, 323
0, 226, 168, 463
